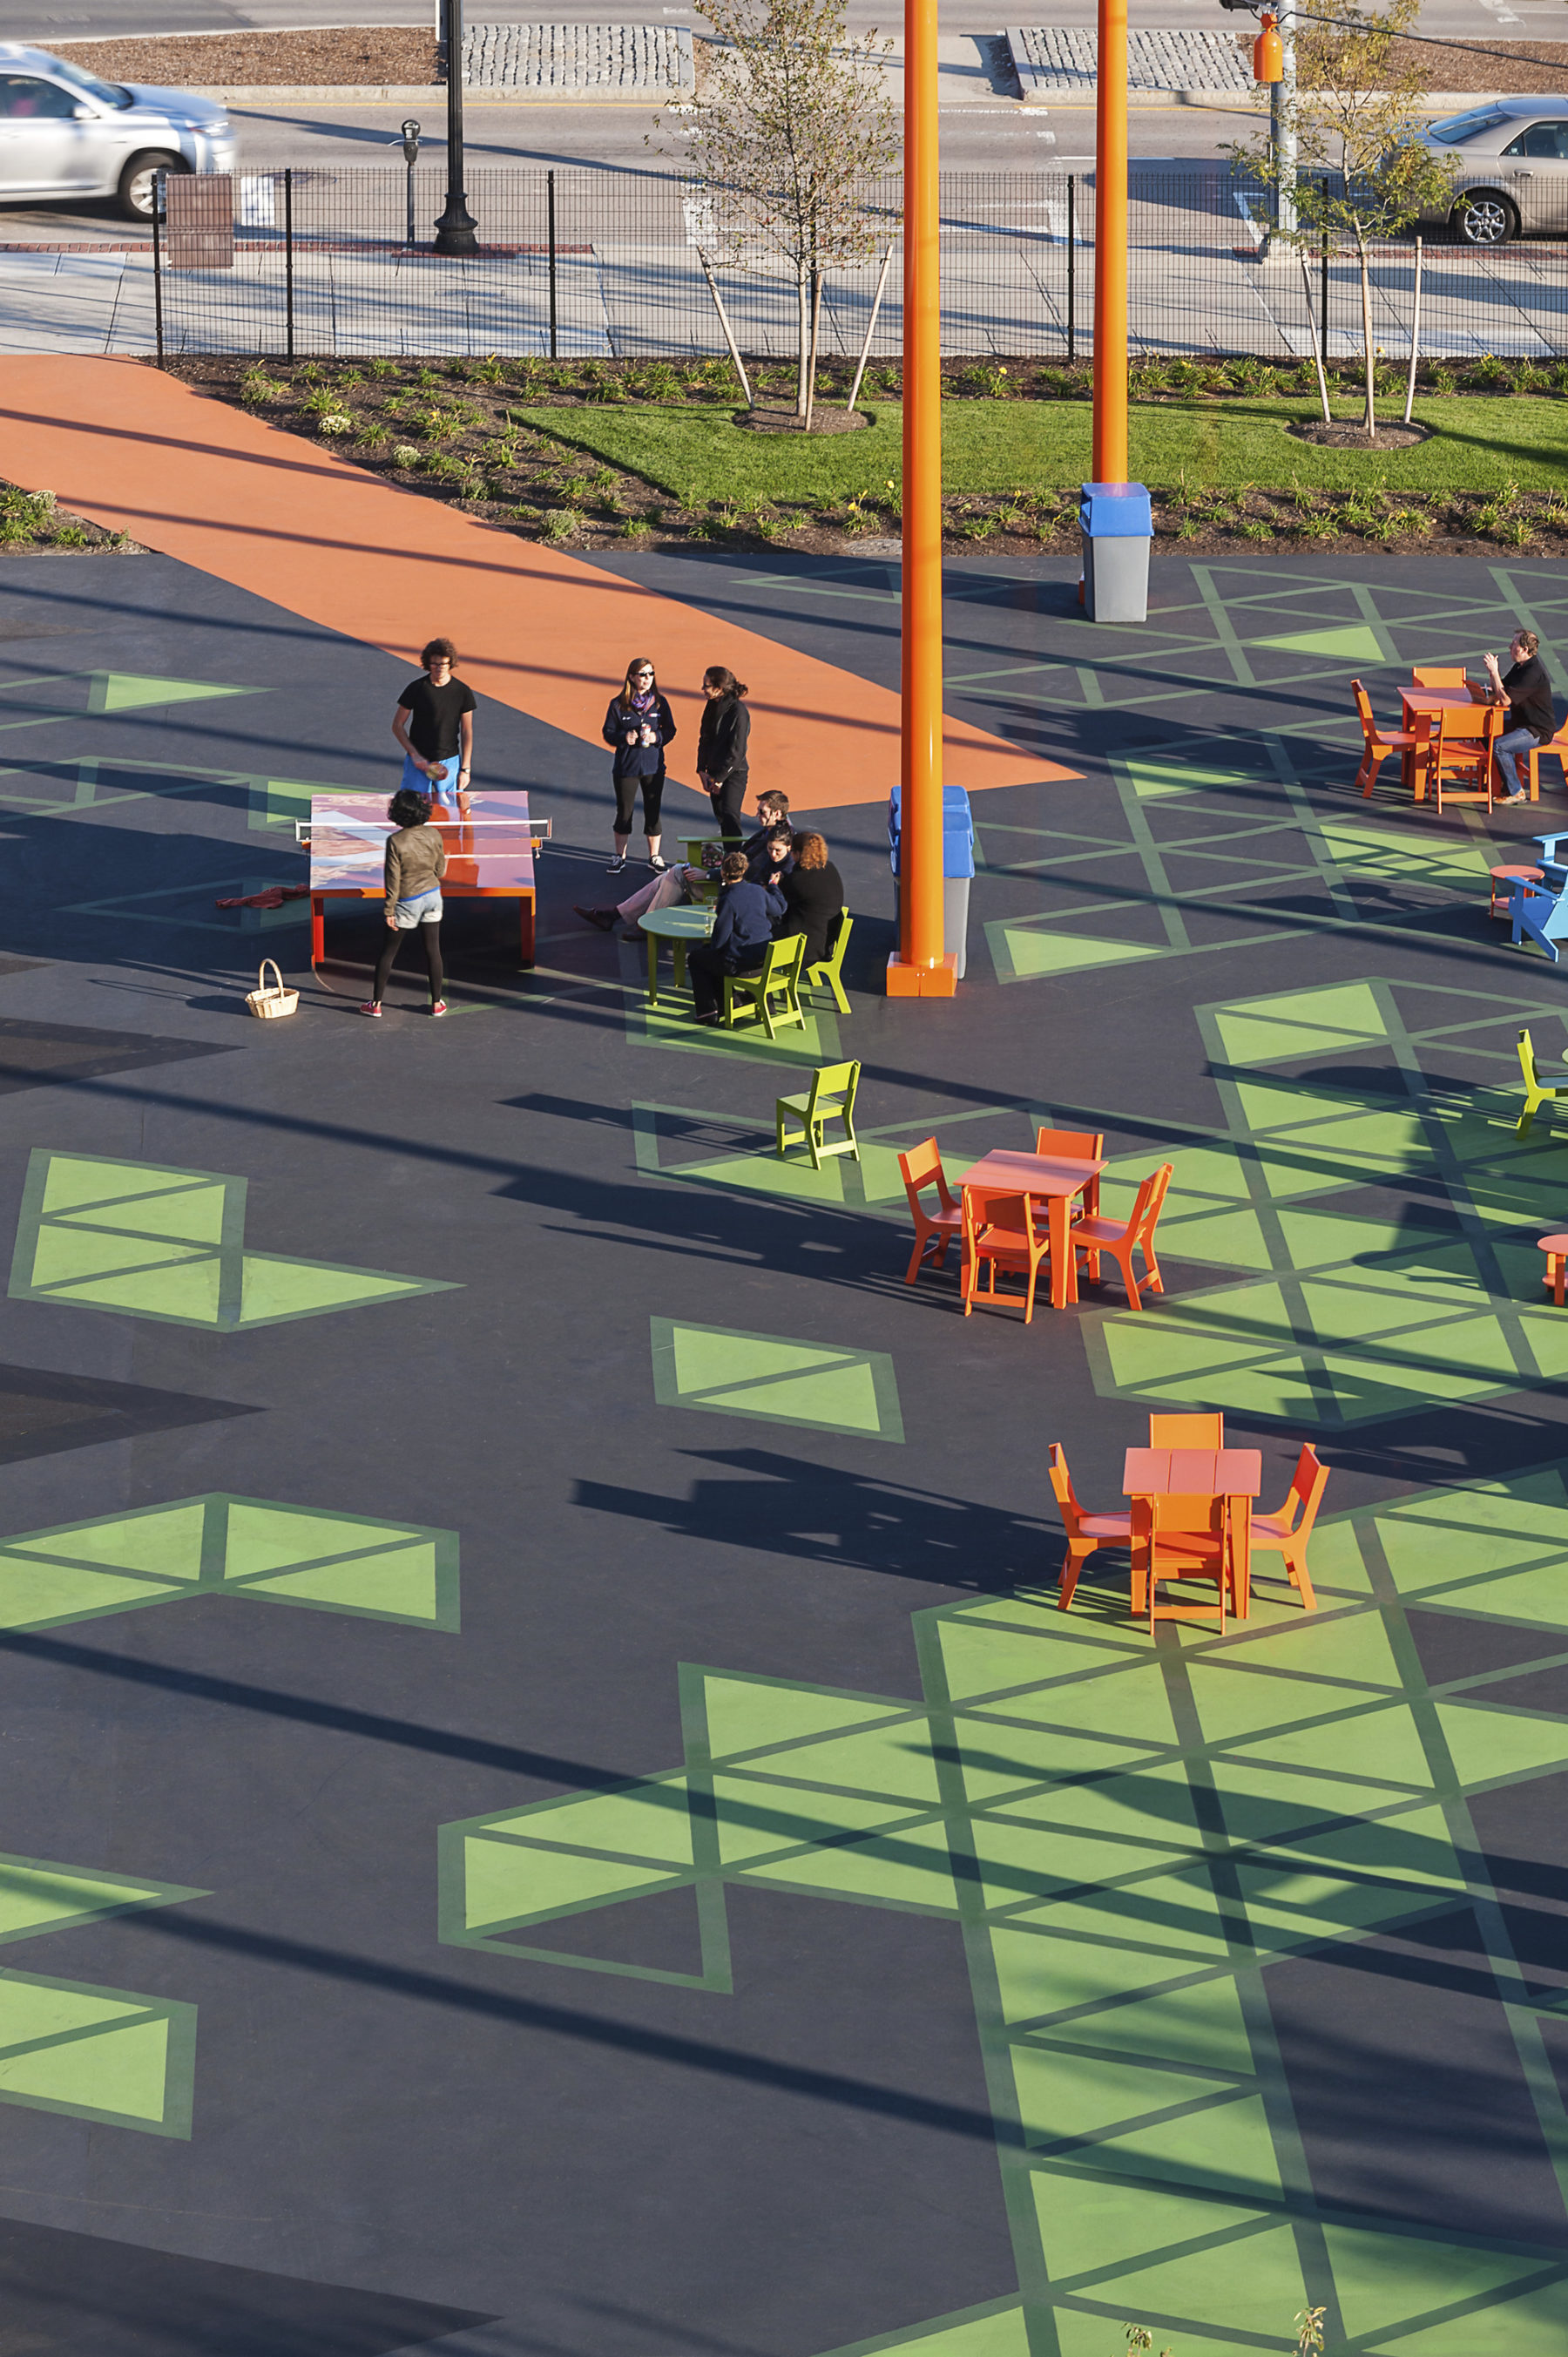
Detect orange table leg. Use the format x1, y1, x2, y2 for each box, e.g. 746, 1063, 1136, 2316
519, 890, 536, 968
311, 893, 325, 973
1048, 1193, 1071, 1309
1228, 1494, 1251, 1619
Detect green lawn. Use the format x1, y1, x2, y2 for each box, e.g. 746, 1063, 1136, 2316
511, 396, 1568, 502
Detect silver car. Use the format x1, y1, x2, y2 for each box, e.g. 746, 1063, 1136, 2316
0, 44, 236, 221
1417, 96, 1568, 247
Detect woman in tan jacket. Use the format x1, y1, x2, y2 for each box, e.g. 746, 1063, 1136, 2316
362, 787, 449, 1017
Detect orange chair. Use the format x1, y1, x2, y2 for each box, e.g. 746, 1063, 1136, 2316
962, 1185, 1050, 1324
1354, 681, 1418, 798
1071, 1163, 1173, 1312
1148, 1413, 1223, 1446
1524, 716, 1568, 798
1142, 1492, 1242, 1633
898, 1139, 963, 1285
1035, 1126, 1104, 1219
1048, 1442, 1134, 1610
1247, 1444, 1328, 1609
1410, 665, 1466, 689
1429, 704, 1503, 812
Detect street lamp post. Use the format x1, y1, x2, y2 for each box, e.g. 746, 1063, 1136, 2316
886, 0, 955, 997
433, 0, 478, 255
1080, 0, 1152, 623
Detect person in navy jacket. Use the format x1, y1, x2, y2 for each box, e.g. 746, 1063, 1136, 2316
600, 656, 676, 875
686, 850, 786, 1024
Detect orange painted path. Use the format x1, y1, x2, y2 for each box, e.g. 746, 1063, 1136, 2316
0, 359, 1076, 811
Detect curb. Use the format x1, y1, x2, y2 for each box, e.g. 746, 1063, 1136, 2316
195, 81, 688, 105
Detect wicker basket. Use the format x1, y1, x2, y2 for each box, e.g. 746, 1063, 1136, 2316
246, 959, 299, 1020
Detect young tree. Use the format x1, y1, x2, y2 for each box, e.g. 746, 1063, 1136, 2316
1227, 0, 1456, 441
656, 0, 898, 425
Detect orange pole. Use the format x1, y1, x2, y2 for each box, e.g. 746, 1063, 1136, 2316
888, 0, 955, 995
1092, 0, 1129, 488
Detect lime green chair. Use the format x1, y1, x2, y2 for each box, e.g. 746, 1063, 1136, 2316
1517, 1026, 1564, 1136
776, 1060, 862, 1170
805, 908, 853, 1014
722, 934, 807, 1040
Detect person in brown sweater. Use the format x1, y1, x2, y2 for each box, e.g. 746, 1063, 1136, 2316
361, 787, 449, 1017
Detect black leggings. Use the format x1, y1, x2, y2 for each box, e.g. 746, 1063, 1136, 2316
708, 773, 747, 844
373, 919, 443, 1003
614, 769, 664, 838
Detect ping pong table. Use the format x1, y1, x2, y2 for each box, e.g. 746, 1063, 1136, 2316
307, 791, 540, 985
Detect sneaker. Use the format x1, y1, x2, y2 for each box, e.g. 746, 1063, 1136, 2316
606, 852, 627, 873
648, 853, 667, 872
359, 1000, 382, 1018
1504, 790, 1527, 804
430, 999, 448, 1018
574, 904, 617, 931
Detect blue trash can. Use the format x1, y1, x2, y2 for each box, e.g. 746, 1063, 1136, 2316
889, 784, 976, 979
1079, 481, 1152, 624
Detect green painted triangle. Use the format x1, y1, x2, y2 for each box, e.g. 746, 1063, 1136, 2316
52, 1260, 225, 1324
1010, 2040, 1227, 2145
972, 1662, 1178, 1744
55, 1181, 228, 1243
246, 1544, 439, 1623
238, 1256, 448, 1325
1363, 2281, 1568, 2353
1079, 2089, 1286, 2204
988, 1927, 1180, 2028
1436, 1701, 1568, 1786
1228, 981, 1386, 1036
6, 1503, 207, 1579
679, 1153, 848, 1204
1186, 1661, 1367, 1747
992, 926, 1165, 980
30, 1226, 212, 1289
1251, 622, 1385, 662
0, 1557, 184, 1629
485, 1779, 695, 1866
1121, 758, 1263, 799
95, 673, 262, 714
0, 1859, 168, 1944
701, 1674, 909, 1760
1031, 2169, 1269, 2282
1237, 1859, 1450, 1953
224, 1503, 416, 1580
747, 1815, 957, 1911
1025, 1866, 1233, 1963
1323, 2221, 1558, 2341
39, 1158, 210, 1214
702, 1359, 885, 1433
1422, 1564, 1568, 1622
817, 2302, 1031, 2357
971, 1814, 1191, 1912
670, 1325, 848, 1392
1104, 2218, 1308, 2336
1214, 1011, 1386, 1067
935, 1620, 1134, 1702
1221, 1701, 1435, 1788
0, 1979, 145, 2045
766, 1720, 940, 1805
1223, 1609, 1402, 1687
997, 1758, 1204, 1844
0, 2012, 169, 2122
958, 1721, 1169, 1801
463, 1832, 671, 1931
1043, 1971, 1254, 2074
1259, 1801, 1462, 1890
713, 1778, 907, 1866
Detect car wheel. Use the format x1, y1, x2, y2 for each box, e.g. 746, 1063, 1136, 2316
118, 152, 189, 223
1452, 192, 1518, 247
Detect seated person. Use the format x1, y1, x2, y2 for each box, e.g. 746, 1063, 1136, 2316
575, 840, 722, 937
686, 850, 786, 1025
775, 830, 845, 969
1483, 628, 1558, 803
741, 789, 792, 880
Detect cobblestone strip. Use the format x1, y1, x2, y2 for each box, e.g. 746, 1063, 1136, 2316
463, 22, 695, 91
1006, 25, 1251, 96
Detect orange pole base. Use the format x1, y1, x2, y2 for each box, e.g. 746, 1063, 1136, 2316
886, 952, 959, 998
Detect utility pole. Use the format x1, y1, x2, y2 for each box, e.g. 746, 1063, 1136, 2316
1081, 0, 1152, 622
886, 0, 954, 995
1272, 0, 1298, 234
433, 0, 478, 255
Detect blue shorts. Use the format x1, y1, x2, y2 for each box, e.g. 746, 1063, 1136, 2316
401, 749, 462, 805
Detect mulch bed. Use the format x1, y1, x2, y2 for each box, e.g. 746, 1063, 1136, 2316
51, 30, 440, 87
1289, 420, 1431, 450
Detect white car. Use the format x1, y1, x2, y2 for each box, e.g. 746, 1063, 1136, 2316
0, 44, 236, 221
1416, 96, 1568, 247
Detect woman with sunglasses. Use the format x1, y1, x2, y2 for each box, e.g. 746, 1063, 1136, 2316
600, 656, 676, 874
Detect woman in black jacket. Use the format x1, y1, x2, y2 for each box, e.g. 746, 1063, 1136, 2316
775, 830, 845, 970
600, 656, 676, 875
696, 667, 751, 844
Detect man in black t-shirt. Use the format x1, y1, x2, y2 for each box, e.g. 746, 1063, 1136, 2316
1484, 628, 1558, 802
394, 636, 476, 808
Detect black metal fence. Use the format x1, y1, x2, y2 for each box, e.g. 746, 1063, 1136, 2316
150, 166, 1568, 362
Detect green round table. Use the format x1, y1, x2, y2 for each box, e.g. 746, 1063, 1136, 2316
640, 904, 713, 1006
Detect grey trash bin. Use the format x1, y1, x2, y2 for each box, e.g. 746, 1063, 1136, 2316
1079, 481, 1153, 625
889, 785, 976, 980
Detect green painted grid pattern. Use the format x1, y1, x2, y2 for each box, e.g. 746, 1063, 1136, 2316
650, 1317, 904, 1442
439, 1463, 1568, 2353
0, 1852, 206, 2137
0, 1494, 459, 1632
1080, 978, 1568, 1426
9, 1150, 460, 1331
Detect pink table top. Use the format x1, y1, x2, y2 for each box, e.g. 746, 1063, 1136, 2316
1124, 1447, 1262, 1498
308, 790, 536, 897
959, 1148, 1105, 1201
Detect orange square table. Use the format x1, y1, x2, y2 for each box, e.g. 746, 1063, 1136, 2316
1123, 1446, 1262, 1618
956, 1148, 1105, 1311
1399, 684, 1512, 800
308, 790, 538, 983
